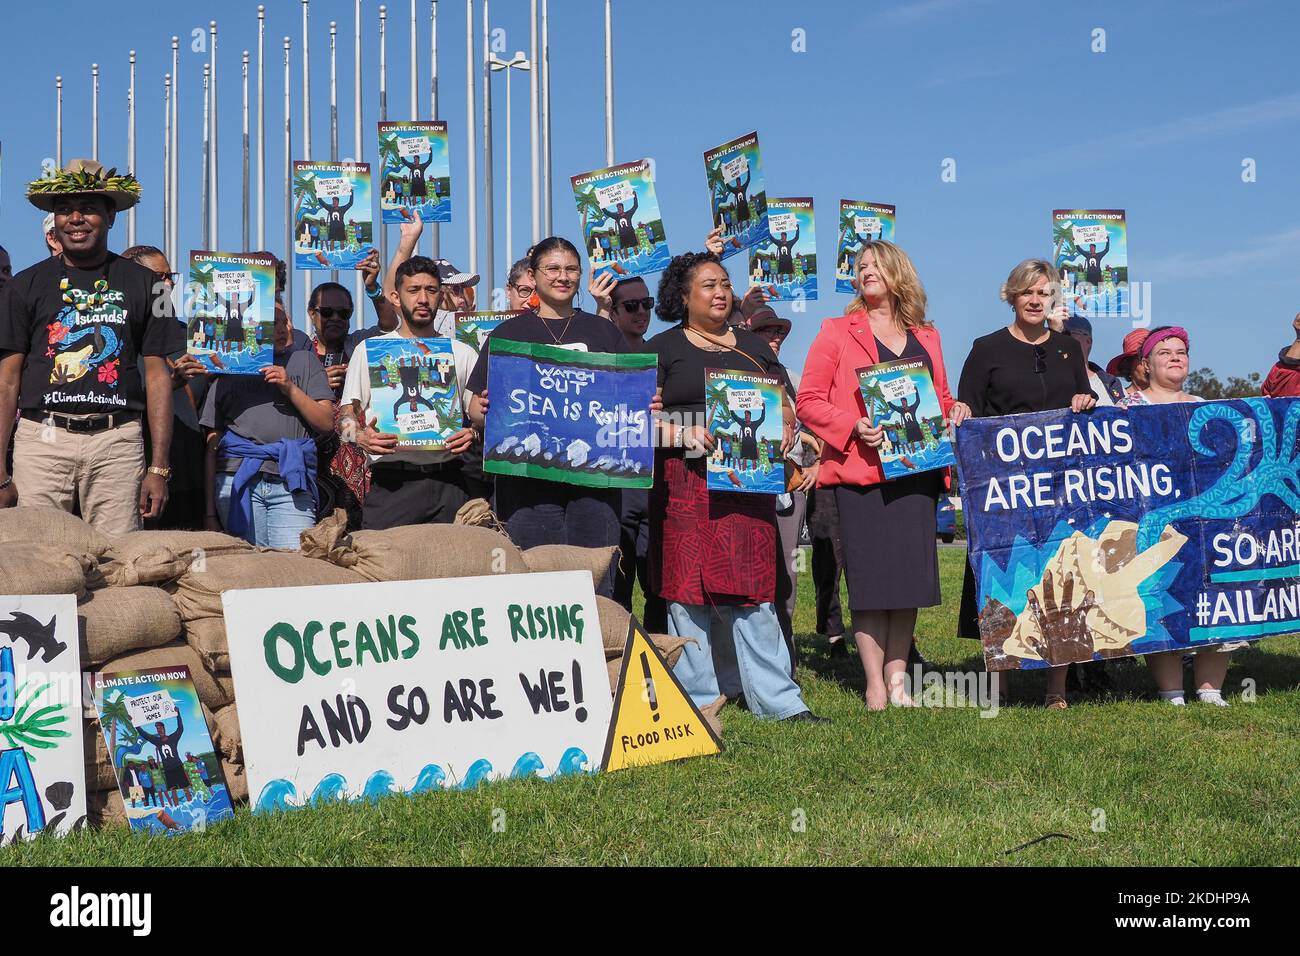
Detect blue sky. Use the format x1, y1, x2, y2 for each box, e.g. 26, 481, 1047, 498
2, 0, 1298, 380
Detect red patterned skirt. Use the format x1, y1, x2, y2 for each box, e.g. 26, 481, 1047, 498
649, 452, 777, 607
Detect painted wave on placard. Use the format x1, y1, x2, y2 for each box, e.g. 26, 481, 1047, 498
253, 747, 595, 814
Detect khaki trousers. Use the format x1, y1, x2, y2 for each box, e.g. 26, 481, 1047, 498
12, 415, 145, 536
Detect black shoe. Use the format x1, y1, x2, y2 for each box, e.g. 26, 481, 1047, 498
827, 636, 847, 658
783, 710, 830, 724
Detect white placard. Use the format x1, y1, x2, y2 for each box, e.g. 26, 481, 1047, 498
879, 376, 914, 402
595, 180, 635, 208
768, 212, 798, 235
727, 388, 764, 413
211, 270, 254, 295
1072, 224, 1108, 247
854, 215, 882, 237
315, 176, 352, 200
721, 154, 749, 182
223, 572, 613, 808
398, 135, 430, 158
125, 690, 178, 728
395, 410, 442, 434
0, 594, 85, 843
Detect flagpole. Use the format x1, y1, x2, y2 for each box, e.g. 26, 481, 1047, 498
409, 0, 419, 257
91, 63, 99, 161
243, 50, 251, 252
55, 75, 63, 169
128, 51, 137, 246
541, 0, 551, 235
257, 5, 267, 251
379, 5, 388, 276
529, 0, 538, 245
210, 21, 219, 250
163, 73, 171, 259
604, 0, 614, 167
482, 0, 494, 290
302, 0, 312, 317
429, 0, 440, 258
283, 36, 294, 316
465, 0, 477, 275
202, 63, 210, 247
330, 19, 339, 283
170, 37, 179, 269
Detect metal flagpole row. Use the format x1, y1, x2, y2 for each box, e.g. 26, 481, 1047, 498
243, 50, 251, 253
210, 21, 219, 250
379, 5, 388, 277
329, 18, 339, 283
169, 37, 179, 271
301, 0, 312, 324
355, 0, 364, 317
128, 51, 137, 246
284, 36, 294, 315
429, 0, 439, 259
258, 6, 267, 251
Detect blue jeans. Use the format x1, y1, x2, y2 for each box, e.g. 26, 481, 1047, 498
216, 472, 316, 549
667, 602, 808, 720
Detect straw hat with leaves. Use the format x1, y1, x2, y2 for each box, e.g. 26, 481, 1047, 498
26, 158, 142, 212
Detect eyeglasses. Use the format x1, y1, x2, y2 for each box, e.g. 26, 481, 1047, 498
1033, 345, 1047, 375
511, 285, 536, 298
539, 265, 582, 279
616, 297, 654, 314
314, 306, 353, 321
755, 327, 787, 339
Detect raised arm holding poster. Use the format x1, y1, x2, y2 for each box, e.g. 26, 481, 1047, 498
92, 665, 233, 834
0, 594, 85, 844
749, 197, 817, 302
454, 309, 522, 353
221, 571, 613, 810
364, 337, 461, 451
703, 132, 768, 259
483, 339, 656, 488
571, 159, 671, 280
836, 200, 896, 294
293, 161, 374, 271
378, 121, 451, 224
1053, 208, 1128, 320
955, 399, 1300, 671
857, 358, 955, 479
705, 369, 785, 494
185, 251, 277, 374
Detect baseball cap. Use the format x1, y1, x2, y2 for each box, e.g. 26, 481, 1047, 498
432, 259, 479, 287
1063, 316, 1093, 336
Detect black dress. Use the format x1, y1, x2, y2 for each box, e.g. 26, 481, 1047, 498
955, 328, 1093, 638
835, 331, 942, 612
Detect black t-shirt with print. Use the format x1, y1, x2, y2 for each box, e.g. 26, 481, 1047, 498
0, 253, 182, 415
465, 308, 633, 396
650, 325, 790, 419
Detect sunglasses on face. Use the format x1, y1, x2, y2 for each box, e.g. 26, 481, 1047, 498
153, 272, 179, 286
616, 297, 655, 314
314, 306, 353, 321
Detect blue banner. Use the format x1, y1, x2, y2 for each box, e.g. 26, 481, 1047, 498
483, 339, 657, 489
955, 399, 1300, 670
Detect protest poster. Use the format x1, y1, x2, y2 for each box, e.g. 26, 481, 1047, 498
454, 309, 521, 353
571, 159, 671, 280
1053, 208, 1128, 320
365, 337, 461, 450
748, 196, 817, 302
602, 617, 722, 772
705, 369, 785, 495
483, 339, 656, 489
836, 200, 896, 294
703, 131, 769, 259
292, 161, 374, 270
221, 571, 613, 810
378, 121, 451, 224
92, 666, 233, 835
0, 594, 85, 843
857, 358, 955, 479
184, 251, 277, 375
954, 398, 1300, 672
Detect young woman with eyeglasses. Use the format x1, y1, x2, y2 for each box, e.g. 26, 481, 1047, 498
956, 258, 1096, 708
466, 237, 640, 567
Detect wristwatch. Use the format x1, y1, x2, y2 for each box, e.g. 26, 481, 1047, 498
147, 466, 172, 480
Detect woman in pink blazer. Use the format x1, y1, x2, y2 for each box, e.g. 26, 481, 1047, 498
797, 241, 970, 709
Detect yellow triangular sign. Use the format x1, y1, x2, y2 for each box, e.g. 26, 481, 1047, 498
601, 616, 723, 772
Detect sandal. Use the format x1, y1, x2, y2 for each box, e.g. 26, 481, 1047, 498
1044, 694, 1068, 710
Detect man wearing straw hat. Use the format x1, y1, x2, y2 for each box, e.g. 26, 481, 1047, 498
0, 159, 181, 534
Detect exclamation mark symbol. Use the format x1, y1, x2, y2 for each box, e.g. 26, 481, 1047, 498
640, 651, 660, 722
572, 660, 587, 722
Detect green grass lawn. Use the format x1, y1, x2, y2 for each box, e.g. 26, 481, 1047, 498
12, 547, 1300, 866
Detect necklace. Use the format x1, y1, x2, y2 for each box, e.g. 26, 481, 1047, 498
539, 309, 575, 346
684, 325, 732, 352
59, 256, 111, 312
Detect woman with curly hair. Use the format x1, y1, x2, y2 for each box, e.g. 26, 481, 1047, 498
956, 258, 1095, 708
797, 241, 969, 710
647, 251, 823, 723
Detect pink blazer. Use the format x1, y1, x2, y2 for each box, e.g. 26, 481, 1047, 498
795, 312, 956, 489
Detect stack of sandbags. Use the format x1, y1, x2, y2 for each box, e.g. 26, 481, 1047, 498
77, 586, 182, 667
595, 595, 692, 692
300, 508, 529, 581
0, 506, 113, 594
522, 544, 620, 595
98, 529, 254, 588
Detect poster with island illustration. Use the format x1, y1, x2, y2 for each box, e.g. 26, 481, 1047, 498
378, 121, 451, 224
857, 357, 955, 480
1053, 208, 1128, 320
185, 251, 277, 375
292, 161, 374, 270
749, 197, 817, 302
836, 200, 896, 294
703, 131, 768, 260
705, 369, 785, 495
366, 337, 461, 451
571, 159, 671, 280
454, 310, 521, 353
954, 399, 1300, 672
92, 665, 232, 835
